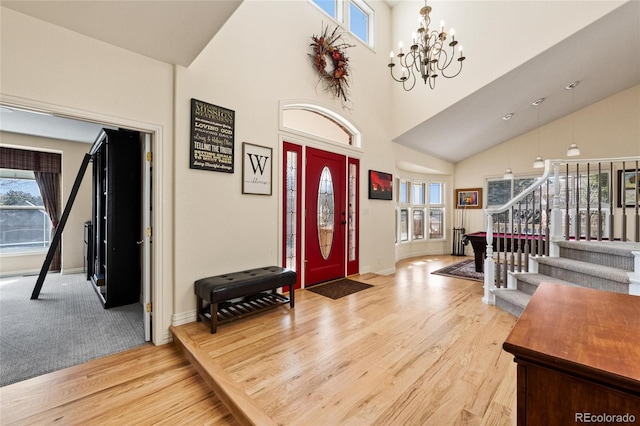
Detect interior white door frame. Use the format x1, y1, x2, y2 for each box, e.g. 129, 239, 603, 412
142, 133, 152, 341
0, 94, 167, 344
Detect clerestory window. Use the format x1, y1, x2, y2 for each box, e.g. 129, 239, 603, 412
310, 0, 375, 47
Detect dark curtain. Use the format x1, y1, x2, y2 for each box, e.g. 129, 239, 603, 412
33, 172, 61, 271
0, 147, 62, 271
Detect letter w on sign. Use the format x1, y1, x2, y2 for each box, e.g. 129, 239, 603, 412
247, 154, 269, 175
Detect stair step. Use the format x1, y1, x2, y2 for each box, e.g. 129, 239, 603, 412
537, 257, 630, 284
492, 240, 638, 317
556, 240, 639, 271
493, 289, 530, 318
512, 272, 581, 295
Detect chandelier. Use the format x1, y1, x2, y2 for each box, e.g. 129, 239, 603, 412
388, 0, 466, 90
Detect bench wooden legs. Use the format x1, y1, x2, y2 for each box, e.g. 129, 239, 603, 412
289, 285, 295, 308
196, 296, 218, 333
209, 301, 218, 333
197, 289, 294, 334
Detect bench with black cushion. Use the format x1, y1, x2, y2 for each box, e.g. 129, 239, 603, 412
194, 266, 296, 333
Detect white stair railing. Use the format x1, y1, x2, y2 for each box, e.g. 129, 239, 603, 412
482, 156, 640, 304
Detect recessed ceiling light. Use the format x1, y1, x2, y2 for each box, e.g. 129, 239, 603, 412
565, 81, 580, 90
502, 113, 514, 120
532, 98, 545, 106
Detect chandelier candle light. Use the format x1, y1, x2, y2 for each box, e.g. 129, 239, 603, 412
389, 0, 465, 90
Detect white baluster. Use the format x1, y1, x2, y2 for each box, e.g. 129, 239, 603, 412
483, 214, 496, 304
549, 162, 562, 257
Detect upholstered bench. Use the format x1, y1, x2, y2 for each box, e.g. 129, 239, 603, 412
194, 266, 296, 333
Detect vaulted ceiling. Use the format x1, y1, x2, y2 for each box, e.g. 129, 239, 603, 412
1, 0, 638, 163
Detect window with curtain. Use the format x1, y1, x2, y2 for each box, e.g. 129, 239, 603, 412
0, 169, 51, 251
0, 147, 61, 270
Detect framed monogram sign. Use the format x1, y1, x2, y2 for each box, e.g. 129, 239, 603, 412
242, 142, 272, 195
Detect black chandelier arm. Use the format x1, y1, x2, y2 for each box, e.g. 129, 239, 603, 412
433, 49, 454, 72
398, 50, 421, 73
427, 74, 437, 89
439, 56, 465, 79
389, 1, 466, 90
388, 63, 417, 91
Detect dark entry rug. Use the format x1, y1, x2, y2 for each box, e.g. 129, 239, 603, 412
431, 259, 484, 282
306, 279, 373, 300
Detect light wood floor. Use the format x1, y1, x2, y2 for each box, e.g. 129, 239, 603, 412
0, 255, 517, 425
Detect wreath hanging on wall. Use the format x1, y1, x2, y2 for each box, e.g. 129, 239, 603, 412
309, 24, 355, 106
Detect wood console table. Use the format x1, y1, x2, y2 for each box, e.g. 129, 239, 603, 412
503, 282, 640, 425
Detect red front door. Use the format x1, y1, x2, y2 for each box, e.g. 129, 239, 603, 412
305, 147, 346, 286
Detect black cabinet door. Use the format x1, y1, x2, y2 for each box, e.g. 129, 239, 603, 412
91, 129, 142, 308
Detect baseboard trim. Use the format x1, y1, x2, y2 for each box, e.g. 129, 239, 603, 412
172, 310, 197, 327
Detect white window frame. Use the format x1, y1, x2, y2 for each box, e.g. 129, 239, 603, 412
0, 170, 51, 255
427, 181, 445, 240
309, 0, 375, 48
396, 179, 445, 244
348, 0, 375, 47
397, 178, 410, 243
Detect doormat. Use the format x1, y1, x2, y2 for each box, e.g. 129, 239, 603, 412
306, 279, 373, 300
431, 259, 484, 282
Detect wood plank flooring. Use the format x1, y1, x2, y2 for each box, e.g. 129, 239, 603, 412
0, 255, 517, 425
0, 340, 238, 425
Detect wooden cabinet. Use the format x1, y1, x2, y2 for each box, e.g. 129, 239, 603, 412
503, 282, 640, 425
90, 129, 142, 308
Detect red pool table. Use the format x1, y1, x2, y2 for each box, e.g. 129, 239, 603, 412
463, 231, 546, 272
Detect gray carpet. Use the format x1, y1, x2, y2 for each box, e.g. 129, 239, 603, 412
0, 273, 146, 387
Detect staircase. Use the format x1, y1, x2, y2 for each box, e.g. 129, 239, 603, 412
494, 240, 640, 317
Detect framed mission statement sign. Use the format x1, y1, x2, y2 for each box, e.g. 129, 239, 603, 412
190, 98, 235, 172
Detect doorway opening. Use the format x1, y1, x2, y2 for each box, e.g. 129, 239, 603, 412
0, 103, 158, 384
280, 102, 361, 289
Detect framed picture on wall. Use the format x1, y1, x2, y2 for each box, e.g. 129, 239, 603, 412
455, 188, 482, 209
242, 142, 272, 195
368, 170, 393, 200
617, 169, 639, 207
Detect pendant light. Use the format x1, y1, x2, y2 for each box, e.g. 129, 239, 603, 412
503, 167, 514, 180
503, 113, 514, 180
566, 81, 581, 157
532, 97, 545, 168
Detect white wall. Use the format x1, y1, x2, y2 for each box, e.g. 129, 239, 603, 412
455, 84, 640, 235
388, 0, 626, 139
3, 1, 636, 341
172, 0, 399, 319
0, 133, 92, 277
0, 7, 175, 344
392, 144, 455, 260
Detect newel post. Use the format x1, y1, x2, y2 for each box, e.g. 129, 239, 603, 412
629, 251, 640, 296
483, 213, 495, 304
549, 162, 562, 257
